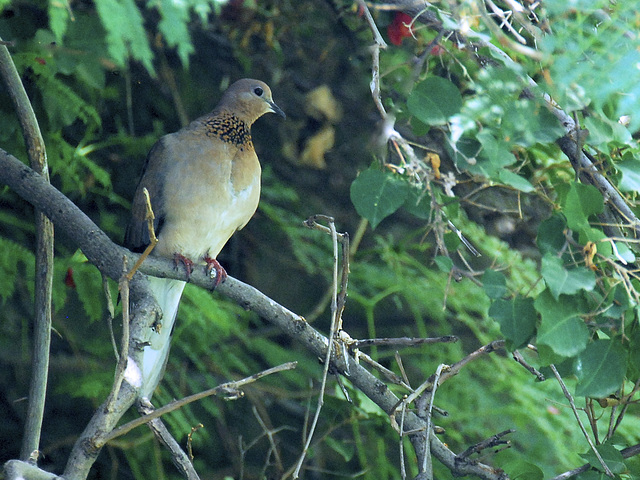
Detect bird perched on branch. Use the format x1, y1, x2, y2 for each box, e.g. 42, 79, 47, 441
124, 79, 285, 398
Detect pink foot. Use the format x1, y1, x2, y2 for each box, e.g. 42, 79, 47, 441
204, 256, 227, 289
173, 253, 194, 280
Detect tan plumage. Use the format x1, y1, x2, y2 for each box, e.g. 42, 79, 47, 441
125, 79, 285, 398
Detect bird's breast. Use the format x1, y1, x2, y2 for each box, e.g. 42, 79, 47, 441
154, 139, 261, 260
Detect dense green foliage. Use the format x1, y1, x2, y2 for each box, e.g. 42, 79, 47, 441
1, 0, 640, 479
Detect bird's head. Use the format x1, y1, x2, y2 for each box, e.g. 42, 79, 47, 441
220, 78, 286, 125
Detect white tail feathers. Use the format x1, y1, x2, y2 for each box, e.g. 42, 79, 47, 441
139, 276, 186, 398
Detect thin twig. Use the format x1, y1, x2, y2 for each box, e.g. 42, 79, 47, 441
105, 257, 132, 413
549, 364, 614, 477
293, 217, 343, 478
458, 429, 515, 459
511, 350, 545, 381
351, 336, 458, 348
102, 362, 297, 444
422, 364, 445, 478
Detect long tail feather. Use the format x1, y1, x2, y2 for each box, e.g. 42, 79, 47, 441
140, 276, 186, 398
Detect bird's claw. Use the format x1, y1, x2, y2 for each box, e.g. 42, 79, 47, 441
205, 256, 227, 289
173, 253, 194, 280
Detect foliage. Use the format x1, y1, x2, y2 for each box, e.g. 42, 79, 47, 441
1, 0, 640, 479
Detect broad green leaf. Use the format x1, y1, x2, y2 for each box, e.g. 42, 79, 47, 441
489, 297, 536, 350
535, 290, 589, 359
528, 107, 565, 144
562, 183, 603, 232
483, 270, 507, 299
403, 185, 431, 219
350, 168, 409, 228
407, 77, 462, 125
537, 214, 567, 255
616, 159, 640, 192
574, 340, 627, 398
541, 255, 596, 299
470, 130, 516, 177
498, 169, 535, 192
579, 444, 626, 474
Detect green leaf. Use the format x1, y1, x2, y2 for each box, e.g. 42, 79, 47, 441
403, 185, 431, 219
470, 130, 516, 177
575, 340, 627, 398
562, 182, 603, 232
541, 255, 596, 299
483, 270, 507, 299
350, 168, 410, 228
489, 297, 536, 350
158, 0, 195, 67
537, 214, 567, 255
407, 77, 462, 125
325, 436, 354, 462
498, 169, 535, 192
48, 0, 71, 42
535, 289, 589, 359
503, 460, 544, 480
94, 0, 155, 74
616, 159, 640, 192
434, 255, 453, 272
579, 444, 626, 474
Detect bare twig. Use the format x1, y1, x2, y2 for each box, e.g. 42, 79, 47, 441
549, 364, 614, 477
458, 429, 515, 460
104, 362, 297, 443
511, 350, 545, 381
105, 257, 132, 413
293, 216, 343, 478
137, 399, 201, 480
350, 336, 458, 348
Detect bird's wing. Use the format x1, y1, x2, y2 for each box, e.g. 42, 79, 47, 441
124, 137, 171, 252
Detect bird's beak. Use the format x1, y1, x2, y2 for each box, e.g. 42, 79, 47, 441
268, 100, 286, 119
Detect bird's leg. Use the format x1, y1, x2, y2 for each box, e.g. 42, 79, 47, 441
173, 253, 194, 280
204, 256, 227, 289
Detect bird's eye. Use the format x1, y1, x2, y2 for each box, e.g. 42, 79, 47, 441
253, 87, 264, 97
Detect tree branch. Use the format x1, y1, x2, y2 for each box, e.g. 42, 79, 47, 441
0, 37, 55, 463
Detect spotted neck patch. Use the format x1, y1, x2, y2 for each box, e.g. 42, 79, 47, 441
202, 111, 253, 148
